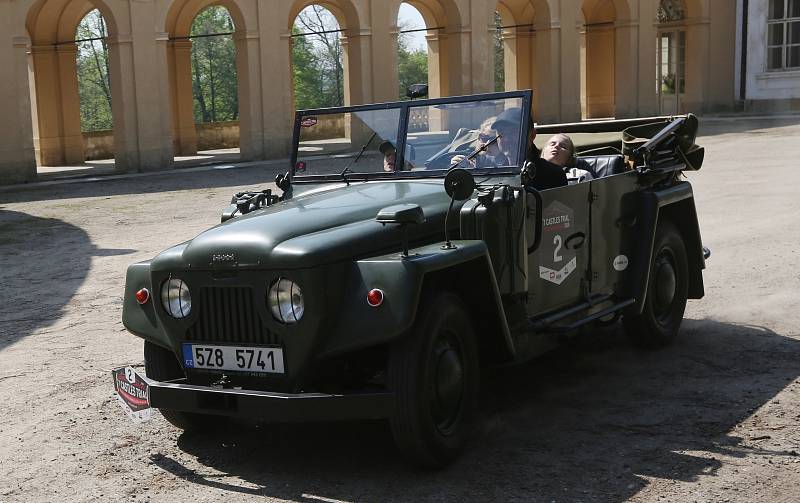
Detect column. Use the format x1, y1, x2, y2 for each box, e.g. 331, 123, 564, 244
558, 11, 581, 121
426, 32, 445, 98
235, 29, 265, 160
29, 44, 65, 166
55, 43, 85, 164
369, 0, 397, 102
684, 17, 711, 113
0, 35, 36, 183
533, 23, 561, 123
259, 3, 293, 159
168, 39, 197, 155
614, 21, 639, 118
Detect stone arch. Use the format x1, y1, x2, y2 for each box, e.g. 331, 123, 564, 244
164, 0, 254, 158
25, 0, 122, 167
386, 0, 464, 97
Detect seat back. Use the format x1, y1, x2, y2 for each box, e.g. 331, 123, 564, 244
574, 154, 626, 178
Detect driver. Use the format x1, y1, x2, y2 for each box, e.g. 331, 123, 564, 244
450, 117, 508, 169
490, 107, 568, 190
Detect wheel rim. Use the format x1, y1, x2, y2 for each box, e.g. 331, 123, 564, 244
428, 331, 465, 435
652, 249, 677, 323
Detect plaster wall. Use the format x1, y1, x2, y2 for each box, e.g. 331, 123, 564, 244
745, 0, 800, 102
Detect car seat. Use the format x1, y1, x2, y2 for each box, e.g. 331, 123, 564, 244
574, 154, 626, 178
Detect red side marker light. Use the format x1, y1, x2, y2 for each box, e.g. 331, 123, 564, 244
367, 288, 384, 307
135, 288, 150, 305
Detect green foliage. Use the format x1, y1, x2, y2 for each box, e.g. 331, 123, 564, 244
191, 7, 238, 123
494, 12, 505, 92
396, 17, 428, 99
292, 5, 344, 109
397, 47, 428, 100
76, 10, 112, 132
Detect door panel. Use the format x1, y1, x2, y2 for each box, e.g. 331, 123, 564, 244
589, 171, 639, 295
527, 183, 591, 316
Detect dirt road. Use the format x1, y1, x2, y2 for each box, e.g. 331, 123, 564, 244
1, 117, 799, 502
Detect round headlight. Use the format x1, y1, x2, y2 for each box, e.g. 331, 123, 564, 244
161, 278, 191, 318
268, 278, 304, 324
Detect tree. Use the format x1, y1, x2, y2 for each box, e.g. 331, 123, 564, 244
292, 26, 324, 109
76, 10, 112, 131
292, 5, 344, 108
397, 19, 428, 99
190, 7, 238, 123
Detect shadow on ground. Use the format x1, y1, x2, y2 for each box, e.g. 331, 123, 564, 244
0, 163, 285, 205
0, 210, 133, 350
149, 319, 800, 502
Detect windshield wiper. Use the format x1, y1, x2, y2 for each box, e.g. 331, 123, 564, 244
341, 131, 378, 182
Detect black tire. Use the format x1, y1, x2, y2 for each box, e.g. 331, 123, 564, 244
144, 341, 226, 431
387, 292, 480, 468
623, 220, 689, 348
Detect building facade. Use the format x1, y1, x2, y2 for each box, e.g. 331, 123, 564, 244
736, 0, 800, 111
1, 0, 740, 185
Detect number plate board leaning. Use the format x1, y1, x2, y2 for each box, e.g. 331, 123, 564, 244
182, 344, 285, 374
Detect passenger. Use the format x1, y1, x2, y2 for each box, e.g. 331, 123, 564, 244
541, 134, 594, 184
379, 141, 411, 172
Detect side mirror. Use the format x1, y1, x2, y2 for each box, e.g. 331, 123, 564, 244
443, 168, 475, 201
376, 204, 425, 226
406, 84, 429, 100
376, 204, 425, 257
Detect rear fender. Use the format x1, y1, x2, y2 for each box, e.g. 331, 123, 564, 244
320, 241, 514, 361
625, 182, 706, 314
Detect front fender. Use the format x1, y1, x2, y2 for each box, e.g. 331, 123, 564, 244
121, 261, 171, 349
319, 240, 513, 359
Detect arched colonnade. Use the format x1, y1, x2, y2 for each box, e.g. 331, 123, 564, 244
1, 0, 731, 184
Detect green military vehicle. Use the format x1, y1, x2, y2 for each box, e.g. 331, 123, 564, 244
114, 90, 707, 468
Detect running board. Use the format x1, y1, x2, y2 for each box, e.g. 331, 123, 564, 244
528, 297, 635, 334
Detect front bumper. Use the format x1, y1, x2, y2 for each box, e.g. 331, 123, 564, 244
145, 375, 395, 421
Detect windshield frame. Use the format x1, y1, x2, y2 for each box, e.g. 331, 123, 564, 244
290, 90, 533, 183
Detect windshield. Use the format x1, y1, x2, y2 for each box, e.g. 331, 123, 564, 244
292, 92, 530, 180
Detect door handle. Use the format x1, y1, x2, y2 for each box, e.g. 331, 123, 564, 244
616, 214, 637, 228
565, 232, 586, 250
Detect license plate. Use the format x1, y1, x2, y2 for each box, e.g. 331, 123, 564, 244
181, 344, 285, 374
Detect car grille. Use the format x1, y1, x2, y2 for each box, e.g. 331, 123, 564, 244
185, 287, 280, 345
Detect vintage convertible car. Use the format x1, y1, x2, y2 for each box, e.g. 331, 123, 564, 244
114, 90, 707, 467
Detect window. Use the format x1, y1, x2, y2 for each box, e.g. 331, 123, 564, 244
767, 0, 800, 70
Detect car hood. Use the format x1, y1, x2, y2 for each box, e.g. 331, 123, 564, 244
151, 180, 454, 271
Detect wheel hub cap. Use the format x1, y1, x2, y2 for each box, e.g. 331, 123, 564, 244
432, 342, 463, 428
654, 257, 676, 311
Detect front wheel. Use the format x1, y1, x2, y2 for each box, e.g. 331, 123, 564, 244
623, 220, 689, 348
144, 341, 226, 431
388, 293, 480, 468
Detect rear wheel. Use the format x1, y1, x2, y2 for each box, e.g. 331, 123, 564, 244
623, 220, 689, 348
144, 341, 226, 431
388, 293, 480, 468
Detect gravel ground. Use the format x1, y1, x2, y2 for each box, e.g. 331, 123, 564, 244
1, 117, 799, 502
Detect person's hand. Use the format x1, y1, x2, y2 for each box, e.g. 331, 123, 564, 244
450, 155, 475, 169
